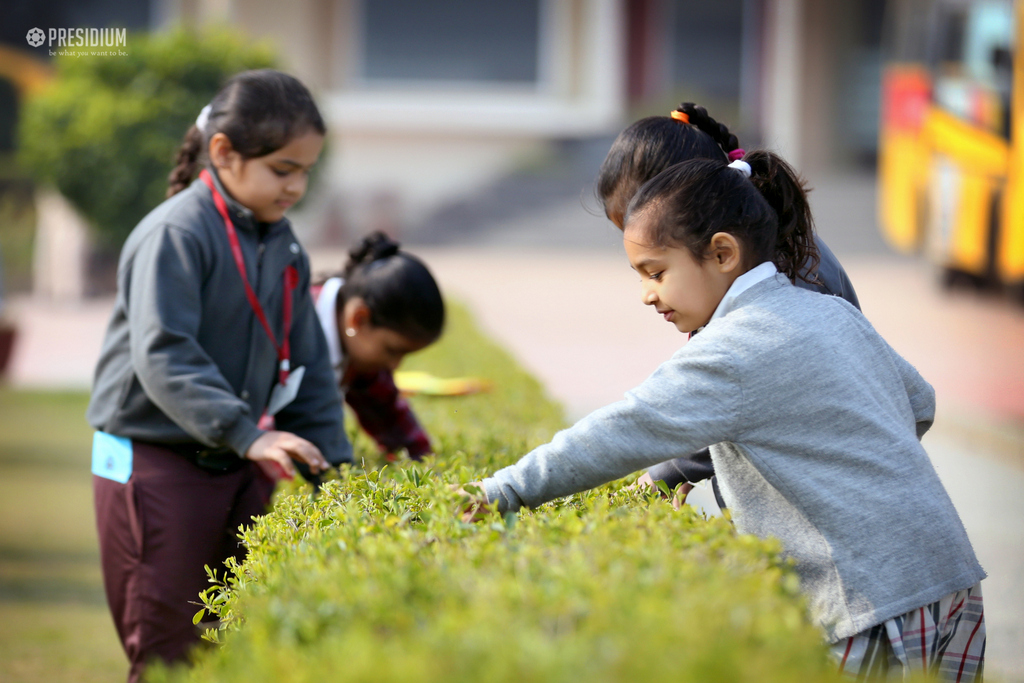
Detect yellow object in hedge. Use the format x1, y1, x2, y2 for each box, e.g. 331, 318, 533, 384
394, 371, 492, 396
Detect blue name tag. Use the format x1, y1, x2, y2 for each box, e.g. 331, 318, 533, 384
92, 432, 133, 484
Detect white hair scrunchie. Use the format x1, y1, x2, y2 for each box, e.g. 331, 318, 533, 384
195, 104, 212, 134
728, 159, 752, 178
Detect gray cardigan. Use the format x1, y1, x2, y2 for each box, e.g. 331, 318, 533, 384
87, 170, 351, 465
646, 234, 860, 487
483, 274, 984, 642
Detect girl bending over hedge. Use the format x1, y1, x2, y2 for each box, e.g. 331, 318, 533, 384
305, 231, 444, 464
466, 155, 985, 680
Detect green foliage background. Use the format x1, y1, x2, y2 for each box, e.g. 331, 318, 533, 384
16, 30, 275, 247
150, 304, 840, 683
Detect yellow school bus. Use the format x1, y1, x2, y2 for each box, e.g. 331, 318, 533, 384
879, 0, 1022, 293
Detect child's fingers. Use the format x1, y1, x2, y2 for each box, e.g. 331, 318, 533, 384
449, 484, 472, 498
450, 483, 492, 523
671, 482, 694, 511
630, 472, 656, 491
255, 458, 293, 482
281, 434, 329, 473
245, 431, 330, 475
459, 496, 485, 523
460, 503, 483, 523
268, 451, 297, 479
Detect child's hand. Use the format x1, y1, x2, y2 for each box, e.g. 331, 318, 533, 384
628, 472, 693, 510
629, 471, 658, 492
245, 430, 330, 479
451, 482, 490, 523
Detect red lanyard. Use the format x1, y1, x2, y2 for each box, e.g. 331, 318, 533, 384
200, 169, 297, 384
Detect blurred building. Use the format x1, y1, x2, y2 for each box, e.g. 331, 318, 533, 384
2, 0, 887, 242
162, 0, 886, 239
161, 0, 625, 241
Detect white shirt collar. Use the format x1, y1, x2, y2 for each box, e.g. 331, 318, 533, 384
315, 276, 345, 383
704, 261, 779, 328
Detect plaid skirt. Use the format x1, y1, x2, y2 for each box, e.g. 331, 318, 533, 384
830, 583, 985, 682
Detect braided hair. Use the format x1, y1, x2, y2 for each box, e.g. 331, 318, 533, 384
675, 103, 741, 157
597, 102, 741, 224
337, 232, 445, 343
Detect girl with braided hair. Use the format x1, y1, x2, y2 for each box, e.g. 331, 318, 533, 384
88, 69, 341, 681
597, 103, 860, 505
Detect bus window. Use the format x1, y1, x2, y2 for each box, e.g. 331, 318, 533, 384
930, 0, 1012, 134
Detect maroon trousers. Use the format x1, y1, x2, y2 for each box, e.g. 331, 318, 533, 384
93, 442, 273, 682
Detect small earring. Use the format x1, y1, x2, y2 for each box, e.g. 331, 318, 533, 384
345, 328, 356, 337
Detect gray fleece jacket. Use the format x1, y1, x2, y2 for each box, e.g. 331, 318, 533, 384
483, 273, 984, 642
646, 234, 860, 487
87, 170, 351, 464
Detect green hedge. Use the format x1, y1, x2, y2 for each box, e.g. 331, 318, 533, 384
150, 305, 839, 683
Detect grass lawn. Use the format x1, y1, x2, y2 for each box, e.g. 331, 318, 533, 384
0, 389, 126, 683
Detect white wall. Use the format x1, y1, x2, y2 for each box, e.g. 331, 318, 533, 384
180, 0, 626, 241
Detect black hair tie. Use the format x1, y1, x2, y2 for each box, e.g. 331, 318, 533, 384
370, 241, 400, 261
351, 231, 400, 264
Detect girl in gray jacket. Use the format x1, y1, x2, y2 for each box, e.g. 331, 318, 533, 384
471, 155, 986, 680
88, 70, 341, 682
598, 103, 860, 504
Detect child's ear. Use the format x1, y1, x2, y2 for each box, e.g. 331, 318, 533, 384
208, 133, 237, 170
352, 302, 372, 329
709, 232, 742, 273
342, 298, 373, 331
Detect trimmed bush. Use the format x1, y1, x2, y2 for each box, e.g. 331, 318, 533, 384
17, 30, 275, 247
150, 305, 840, 683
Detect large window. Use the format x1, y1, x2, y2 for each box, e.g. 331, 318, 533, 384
360, 0, 541, 84
669, 0, 744, 100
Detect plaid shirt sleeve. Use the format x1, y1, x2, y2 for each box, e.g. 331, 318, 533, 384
344, 370, 432, 459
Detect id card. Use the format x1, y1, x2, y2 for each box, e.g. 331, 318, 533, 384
266, 365, 305, 417
92, 432, 133, 484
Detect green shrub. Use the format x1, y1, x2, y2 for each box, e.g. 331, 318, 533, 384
0, 185, 35, 296
150, 304, 839, 683
17, 30, 275, 247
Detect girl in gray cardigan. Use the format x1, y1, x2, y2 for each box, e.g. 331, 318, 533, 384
597, 103, 861, 503
472, 155, 986, 680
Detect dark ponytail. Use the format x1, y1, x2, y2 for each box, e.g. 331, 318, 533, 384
676, 103, 741, 157
624, 156, 819, 285
339, 232, 445, 343
599, 102, 820, 284
166, 69, 326, 197
672, 105, 818, 281
596, 102, 737, 224
343, 232, 400, 279
744, 151, 820, 284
